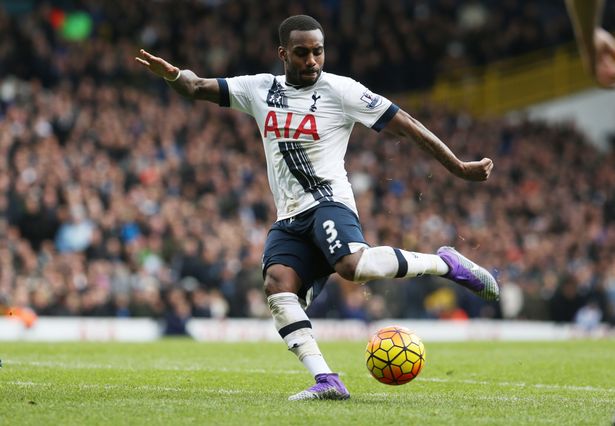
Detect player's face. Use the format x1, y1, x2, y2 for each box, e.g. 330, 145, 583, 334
280, 29, 325, 87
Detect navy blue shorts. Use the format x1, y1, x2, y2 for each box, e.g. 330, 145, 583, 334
263, 202, 368, 305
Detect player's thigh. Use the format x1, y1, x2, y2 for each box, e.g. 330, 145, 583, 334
263, 264, 302, 296
312, 203, 368, 271
263, 228, 332, 298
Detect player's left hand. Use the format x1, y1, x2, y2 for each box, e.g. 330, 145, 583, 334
594, 28, 615, 89
135, 49, 180, 81
457, 158, 493, 181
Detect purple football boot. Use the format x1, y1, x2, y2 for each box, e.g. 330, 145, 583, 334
288, 373, 350, 401
437, 246, 500, 301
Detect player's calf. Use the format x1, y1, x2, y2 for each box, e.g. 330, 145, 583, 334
334, 250, 363, 281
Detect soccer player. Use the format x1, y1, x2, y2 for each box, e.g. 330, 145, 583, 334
136, 15, 499, 401
566, 0, 615, 88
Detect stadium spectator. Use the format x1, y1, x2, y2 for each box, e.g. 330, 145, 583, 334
54, 205, 95, 253
163, 287, 192, 336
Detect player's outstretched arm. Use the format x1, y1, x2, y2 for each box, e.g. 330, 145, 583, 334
566, 0, 615, 88
135, 49, 221, 102
384, 109, 493, 182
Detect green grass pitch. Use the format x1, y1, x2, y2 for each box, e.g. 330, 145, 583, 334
1, 339, 614, 425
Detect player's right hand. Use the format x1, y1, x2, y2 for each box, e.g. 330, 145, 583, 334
458, 157, 493, 181
135, 49, 180, 81
594, 28, 615, 89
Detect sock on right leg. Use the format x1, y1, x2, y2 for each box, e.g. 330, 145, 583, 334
267, 292, 332, 377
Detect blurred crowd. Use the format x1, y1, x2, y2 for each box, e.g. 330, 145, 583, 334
1, 0, 615, 331
2, 0, 614, 93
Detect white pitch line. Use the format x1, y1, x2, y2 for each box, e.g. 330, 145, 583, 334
5, 381, 184, 392
7, 360, 306, 375
419, 377, 615, 393
5, 381, 258, 395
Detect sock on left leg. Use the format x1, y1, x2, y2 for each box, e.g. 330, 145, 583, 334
353, 246, 449, 282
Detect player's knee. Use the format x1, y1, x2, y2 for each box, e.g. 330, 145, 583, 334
334, 251, 362, 281
263, 264, 302, 296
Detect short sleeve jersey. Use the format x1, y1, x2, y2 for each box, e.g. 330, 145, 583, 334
217, 71, 399, 220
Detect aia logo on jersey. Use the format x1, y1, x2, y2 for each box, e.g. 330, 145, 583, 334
263, 111, 320, 141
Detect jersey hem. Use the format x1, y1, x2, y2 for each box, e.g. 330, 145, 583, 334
275, 199, 359, 222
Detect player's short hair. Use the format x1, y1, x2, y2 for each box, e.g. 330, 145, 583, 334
278, 15, 324, 47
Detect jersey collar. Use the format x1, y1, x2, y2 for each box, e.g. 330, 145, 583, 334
283, 72, 323, 90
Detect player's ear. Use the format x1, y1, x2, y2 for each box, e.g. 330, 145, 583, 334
278, 46, 287, 62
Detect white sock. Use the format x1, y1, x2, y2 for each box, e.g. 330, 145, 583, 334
354, 246, 449, 282
267, 292, 332, 377
301, 355, 332, 377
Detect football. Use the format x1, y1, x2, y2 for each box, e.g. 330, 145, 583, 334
365, 325, 426, 385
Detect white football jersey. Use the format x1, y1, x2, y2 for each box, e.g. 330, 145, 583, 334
218, 71, 399, 220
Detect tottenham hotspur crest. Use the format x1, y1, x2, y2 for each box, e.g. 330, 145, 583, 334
267, 79, 288, 109
310, 91, 321, 112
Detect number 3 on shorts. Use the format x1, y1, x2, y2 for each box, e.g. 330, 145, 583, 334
322, 220, 338, 243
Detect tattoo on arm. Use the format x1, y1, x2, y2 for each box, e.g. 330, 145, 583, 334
392, 110, 463, 176
166, 70, 219, 103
